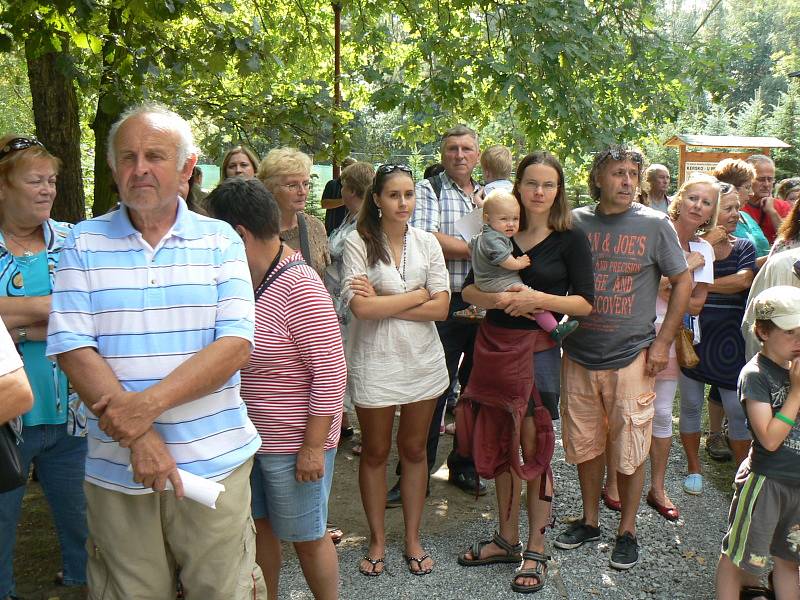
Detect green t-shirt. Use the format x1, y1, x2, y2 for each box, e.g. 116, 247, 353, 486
734, 212, 770, 258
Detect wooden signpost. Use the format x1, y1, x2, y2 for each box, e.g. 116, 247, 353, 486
663, 134, 791, 184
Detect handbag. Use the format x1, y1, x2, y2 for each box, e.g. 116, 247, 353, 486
0, 417, 26, 493
675, 327, 699, 369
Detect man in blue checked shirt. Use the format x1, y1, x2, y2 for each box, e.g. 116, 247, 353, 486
46, 103, 266, 599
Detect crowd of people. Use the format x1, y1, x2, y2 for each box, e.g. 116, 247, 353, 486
0, 104, 798, 600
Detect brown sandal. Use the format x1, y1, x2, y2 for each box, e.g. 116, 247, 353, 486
458, 531, 523, 566
511, 550, 549, 594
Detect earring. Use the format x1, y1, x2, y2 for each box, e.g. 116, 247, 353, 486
378, 208, 382, 218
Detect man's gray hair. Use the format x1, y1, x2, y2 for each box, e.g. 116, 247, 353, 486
439, 124, 479, 154
745, 154, 774, 169
107, 102, 198, 171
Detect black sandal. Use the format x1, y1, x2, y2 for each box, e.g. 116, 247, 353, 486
458, 531, 523, 566
403, 553, 433, 576
359, 555, 385, 577
511, 550, 549, 594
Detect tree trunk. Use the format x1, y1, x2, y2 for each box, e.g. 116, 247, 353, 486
91, 102, 117, 217
90, 10, 123, 217
25, 35, 85, 224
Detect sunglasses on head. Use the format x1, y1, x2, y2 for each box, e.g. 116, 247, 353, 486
596, 146, 643, 166
0, 138, 44, 161
377, 164, 413, 177
719, 182, 735, 194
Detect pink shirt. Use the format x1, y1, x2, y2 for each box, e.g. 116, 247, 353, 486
241, 253, 346, 453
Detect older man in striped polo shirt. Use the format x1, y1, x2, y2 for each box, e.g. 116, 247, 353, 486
46, 103, 265, 599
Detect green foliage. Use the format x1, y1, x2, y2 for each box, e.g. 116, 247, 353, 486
734, 88, 768, 136
0, 54, 34, 134
3, 0, 800, 216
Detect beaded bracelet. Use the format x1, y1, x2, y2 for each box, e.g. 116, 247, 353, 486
775, 412, 796, 427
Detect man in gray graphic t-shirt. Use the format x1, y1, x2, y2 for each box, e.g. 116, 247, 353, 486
555, 145, 690, 572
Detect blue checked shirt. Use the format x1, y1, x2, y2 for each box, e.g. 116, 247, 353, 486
411, 172, 481, 292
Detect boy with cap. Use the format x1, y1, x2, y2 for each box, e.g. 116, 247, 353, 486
716, 285, 800, 599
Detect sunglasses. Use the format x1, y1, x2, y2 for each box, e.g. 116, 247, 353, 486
596, 146, 643, 165
377, 164, 413, 177
719, 182, 735, 194
794, 260, 800, 281
0, 137, 44, 161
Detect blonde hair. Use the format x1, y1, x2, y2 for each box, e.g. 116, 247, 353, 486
667, 172, 721, 232
340, 161, 375, 200
480, 145, 513, 180
257, 147, 313, 192
483, 190, 519, 215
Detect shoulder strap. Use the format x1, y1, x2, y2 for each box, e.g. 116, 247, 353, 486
296, 213, 312, 264
426, 175, 443, 201
254, 259, 307, 302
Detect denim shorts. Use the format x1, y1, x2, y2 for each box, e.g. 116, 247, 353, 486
250, 448, 336, 542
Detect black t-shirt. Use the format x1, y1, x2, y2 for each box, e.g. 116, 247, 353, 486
463, 227, 595, 330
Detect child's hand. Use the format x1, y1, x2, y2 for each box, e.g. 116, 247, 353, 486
790, 358, 800, 389
516, 255, 531, 269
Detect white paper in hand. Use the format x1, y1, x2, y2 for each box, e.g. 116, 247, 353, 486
688, 241, 715, 284
454, 208, 484, 242
165, 468, 226, 509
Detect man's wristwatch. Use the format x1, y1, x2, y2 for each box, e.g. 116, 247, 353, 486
17, 327, 27, 343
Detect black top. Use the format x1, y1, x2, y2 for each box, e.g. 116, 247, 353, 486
464, 227, 595, 330
322, 178, 348, 234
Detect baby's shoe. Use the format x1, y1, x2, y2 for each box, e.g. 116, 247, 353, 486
550, 319, 578, 343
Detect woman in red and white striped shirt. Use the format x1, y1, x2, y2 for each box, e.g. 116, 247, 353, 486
207, 177, 346, 600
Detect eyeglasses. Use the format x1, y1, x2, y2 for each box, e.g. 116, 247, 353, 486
377, 164, 413, 177
0, 138, 44, 161
595, 146, 643, 166
521, 180, 558, 191
719, 182, 735, 194
280, 181, 311, 193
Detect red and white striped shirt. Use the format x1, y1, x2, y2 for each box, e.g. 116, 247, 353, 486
241, 252, 346, 454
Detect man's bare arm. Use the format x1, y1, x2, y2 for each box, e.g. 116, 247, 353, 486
433, 232, 470, 260
95, 337, 251, 446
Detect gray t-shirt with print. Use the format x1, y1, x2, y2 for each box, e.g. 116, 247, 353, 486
738, 353, 800, 483
563, 202, 687, 370
469, 224, 525, 293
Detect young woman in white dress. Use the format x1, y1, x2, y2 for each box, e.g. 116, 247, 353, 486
342, 164, 450, 577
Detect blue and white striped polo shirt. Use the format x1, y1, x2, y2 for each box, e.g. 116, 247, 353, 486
46, 199, 260, 494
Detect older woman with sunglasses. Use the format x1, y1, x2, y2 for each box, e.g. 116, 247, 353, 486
679, 182, 756, 494
642, 174, 717, 520
258, 148, 330, 278
342, 164, 450, 577
0, 136, 87, 598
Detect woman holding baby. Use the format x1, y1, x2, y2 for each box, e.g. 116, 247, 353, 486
457, 151, 594, 594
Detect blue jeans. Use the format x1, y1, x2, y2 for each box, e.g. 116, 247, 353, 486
250, 449, 336, 542
0, 423, 88, 596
